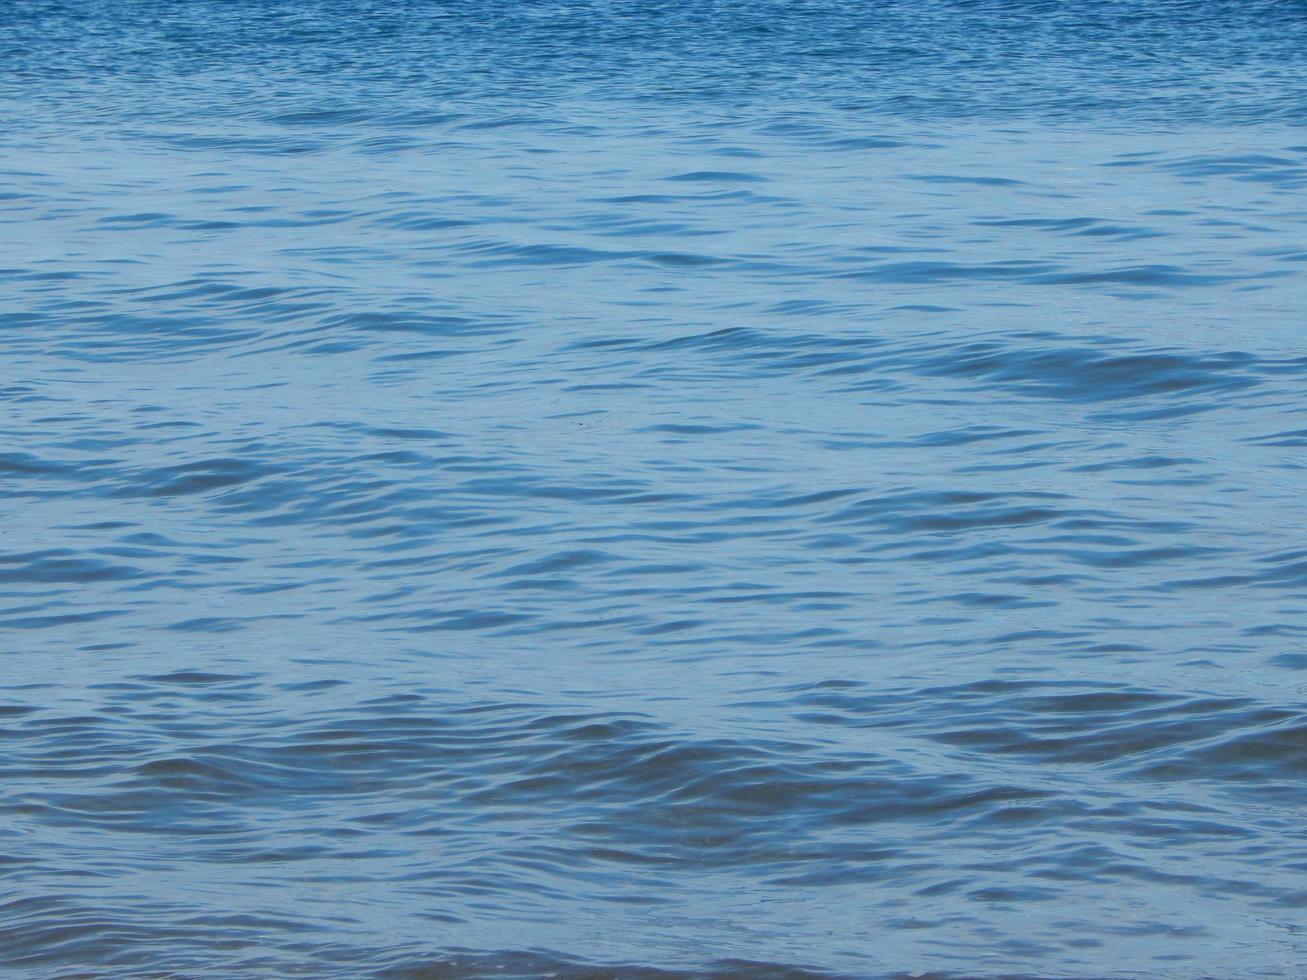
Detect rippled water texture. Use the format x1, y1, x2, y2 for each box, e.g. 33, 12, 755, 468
5, 2, 1307, 976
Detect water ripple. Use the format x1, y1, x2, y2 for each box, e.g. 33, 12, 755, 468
5, 1, 1307, 977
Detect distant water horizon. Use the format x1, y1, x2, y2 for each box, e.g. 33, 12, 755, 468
4, 2, 1307, 977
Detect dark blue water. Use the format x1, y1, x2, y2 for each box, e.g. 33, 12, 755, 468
5, 2, 1307, 976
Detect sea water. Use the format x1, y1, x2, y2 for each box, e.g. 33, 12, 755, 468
3, 2, 1307, 976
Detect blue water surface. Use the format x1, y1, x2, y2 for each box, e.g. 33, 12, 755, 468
4, 2, 1307, 977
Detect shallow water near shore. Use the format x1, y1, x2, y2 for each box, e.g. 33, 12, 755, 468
4, 2, 1307, 977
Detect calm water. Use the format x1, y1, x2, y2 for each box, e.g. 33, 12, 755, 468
4, 2, 1307, 977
